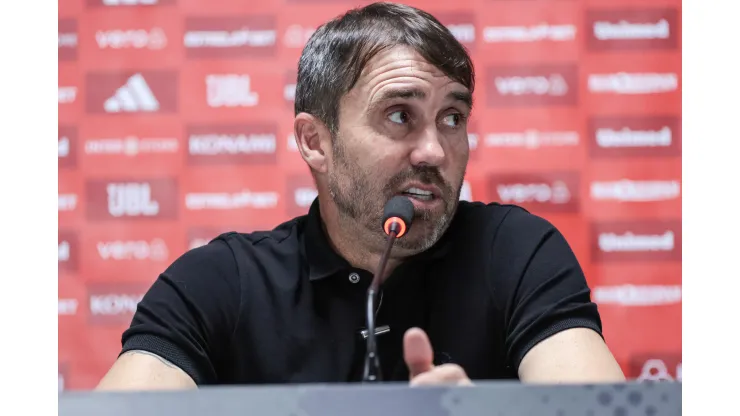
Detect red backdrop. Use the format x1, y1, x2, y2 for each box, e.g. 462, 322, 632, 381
58, 0, 682, 390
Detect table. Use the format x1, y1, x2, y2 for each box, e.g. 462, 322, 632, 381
59, 381, 681, 416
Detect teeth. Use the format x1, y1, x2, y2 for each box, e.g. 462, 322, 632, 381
405, 187, 433, 196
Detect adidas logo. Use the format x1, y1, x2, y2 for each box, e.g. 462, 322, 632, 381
104, 73, 159, 113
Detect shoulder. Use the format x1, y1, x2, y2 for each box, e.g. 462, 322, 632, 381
454, 201, 556, 243
168, 216, 304, 279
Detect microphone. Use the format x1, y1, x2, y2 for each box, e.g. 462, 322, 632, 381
362, 196, 414, 382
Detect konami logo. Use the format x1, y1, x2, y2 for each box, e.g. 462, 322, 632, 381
591, 220, 681, 262
587, 8, 679, 51
86, 178, 178, 220
87, 283, 152, 325
587, 116, 681, 158
487, 64, 578, 107
488, 172, 580, 213
187, 124, 278, 165
184, 16, 277, 59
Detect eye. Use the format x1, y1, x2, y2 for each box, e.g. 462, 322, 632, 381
442, 113, 463, 128
388, 110, 410, 125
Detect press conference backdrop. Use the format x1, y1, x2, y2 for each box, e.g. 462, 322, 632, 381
58, 0, 682, 391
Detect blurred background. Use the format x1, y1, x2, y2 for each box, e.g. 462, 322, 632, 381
58, 0, 682, 390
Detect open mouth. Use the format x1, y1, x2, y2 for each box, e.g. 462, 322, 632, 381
401, 187, 437, 202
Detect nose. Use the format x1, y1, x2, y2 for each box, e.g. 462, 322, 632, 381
409, 127, 445, 167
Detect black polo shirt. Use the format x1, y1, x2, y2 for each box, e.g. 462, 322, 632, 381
120, 199, 603, 384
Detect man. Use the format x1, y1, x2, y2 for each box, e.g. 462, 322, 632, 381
97, 2, 625, 390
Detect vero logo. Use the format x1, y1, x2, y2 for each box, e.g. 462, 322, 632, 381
86, 71, 178, 114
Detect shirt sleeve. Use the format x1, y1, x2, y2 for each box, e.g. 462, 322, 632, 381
492, 207, 603, 371
119, 238, 241, 385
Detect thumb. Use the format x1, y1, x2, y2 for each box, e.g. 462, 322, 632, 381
403, 327, 434, 379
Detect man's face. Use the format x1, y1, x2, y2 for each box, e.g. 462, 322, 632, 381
327, 46, 471, 254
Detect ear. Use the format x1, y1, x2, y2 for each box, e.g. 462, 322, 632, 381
294, 113, 332, 174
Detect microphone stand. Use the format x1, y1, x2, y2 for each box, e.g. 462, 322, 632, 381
362, 227, 399, 382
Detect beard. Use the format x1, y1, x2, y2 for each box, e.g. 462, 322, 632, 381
327, 137, 463, 254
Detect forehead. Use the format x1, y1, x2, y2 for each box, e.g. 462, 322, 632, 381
349, 46, 466, 103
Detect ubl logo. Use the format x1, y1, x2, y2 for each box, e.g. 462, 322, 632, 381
107, 183, 160, 217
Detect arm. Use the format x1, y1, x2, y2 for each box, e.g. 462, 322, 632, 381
96, 350, 196, 391
498, 210, 624, 383
96, 239, 241, 390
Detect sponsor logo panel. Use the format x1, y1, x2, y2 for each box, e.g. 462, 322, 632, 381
590, 220, 681, 262
434, 12, 476, 49
86, 282, 152, 325
587, 116, 681, 158
59, 229, 79, 274
59, 125, 78, 169
59, 64, 81, 122
592, 284, 681, 307
586, 8, 679, 51
180, 65, 284, 121
80, 119, 182, 175
587, 72, 678, 95
85, 178, 179, 220
182, 169, 285, 227
486, 64, 578, 107
488, 171, 580, 213
187, 124, 278, 165
286, 173, 317, 218
590, 179, 680, 202
59, 19, 78, 61
85, 71, 178, 114
628, 353, 681, 382
184, 16, 277, 59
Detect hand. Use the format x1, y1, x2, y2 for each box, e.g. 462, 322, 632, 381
403, 327, 473, 386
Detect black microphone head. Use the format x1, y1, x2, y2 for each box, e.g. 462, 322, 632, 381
382, 196, 414, 237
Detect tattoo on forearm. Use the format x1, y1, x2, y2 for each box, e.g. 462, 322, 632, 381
125, 350, 178, 369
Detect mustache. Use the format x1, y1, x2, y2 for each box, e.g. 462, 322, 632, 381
383, 166, 452, 197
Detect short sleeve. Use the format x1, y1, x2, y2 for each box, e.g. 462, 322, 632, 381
120, 239, 241, 385
493, 207, 603, 371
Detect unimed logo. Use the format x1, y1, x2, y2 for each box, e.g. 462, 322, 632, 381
591, 220, 681, 262
487, 64, 578, 107
184, 16, 277, 59
87, 283, 151, 325
85, 71, 178, 114
489, 171, 580, 213
187, 124, 278, 165
588, 116, 681, 158
587, 8, 678, 51
86, 178, 178, 220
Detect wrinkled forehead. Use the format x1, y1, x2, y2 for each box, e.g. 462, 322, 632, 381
349, 46, 469, 104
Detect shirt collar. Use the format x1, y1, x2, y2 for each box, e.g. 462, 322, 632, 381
301, 197, 455, 282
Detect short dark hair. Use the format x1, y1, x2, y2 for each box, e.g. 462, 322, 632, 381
294, 2, 475, 135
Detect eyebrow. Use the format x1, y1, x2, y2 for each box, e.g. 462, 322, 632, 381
369, 87, 473, 112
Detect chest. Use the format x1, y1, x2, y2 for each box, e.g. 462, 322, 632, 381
227, 266, 506, 384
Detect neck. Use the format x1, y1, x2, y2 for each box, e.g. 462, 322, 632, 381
318, 194, 401, 278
